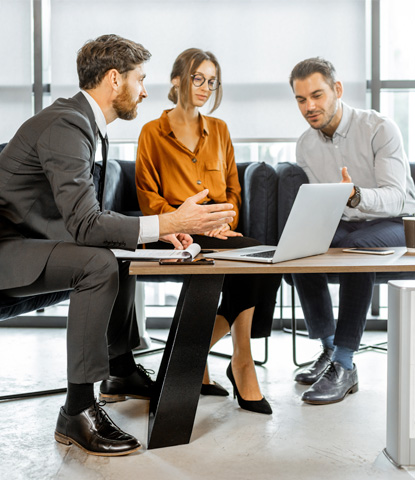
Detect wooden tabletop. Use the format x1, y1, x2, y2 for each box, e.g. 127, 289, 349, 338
129, 247, 415, 275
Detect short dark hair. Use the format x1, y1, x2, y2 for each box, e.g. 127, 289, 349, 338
167, 48, 223, 113
77, 34, 151, 90
289, 57, 337, 90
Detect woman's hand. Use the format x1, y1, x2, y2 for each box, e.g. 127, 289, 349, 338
160, 233, 193, 250
205, 223, 243, 240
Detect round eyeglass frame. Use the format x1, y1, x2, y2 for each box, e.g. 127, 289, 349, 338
190, 74, 221, 91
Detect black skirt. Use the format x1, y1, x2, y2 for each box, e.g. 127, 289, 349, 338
146, 235, 281, 338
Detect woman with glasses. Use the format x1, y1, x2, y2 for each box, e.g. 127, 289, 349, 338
136, 48, 280, 415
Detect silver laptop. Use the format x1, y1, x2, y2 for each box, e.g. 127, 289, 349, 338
204, 183, 353, 264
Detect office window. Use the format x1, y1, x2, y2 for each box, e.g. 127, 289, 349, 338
0, 0, 32, 143
107, 139, 296, 165
49, 0, 366, 144
380, 90, 415, 161
378, 0, 415, 161
380, 0, 415, 80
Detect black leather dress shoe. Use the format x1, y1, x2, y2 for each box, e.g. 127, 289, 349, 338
99, 364, 155, 402
201, 381, 229, 396
294, 348, 333, 385
301, 361, 358, 405
54, 401, 141, 456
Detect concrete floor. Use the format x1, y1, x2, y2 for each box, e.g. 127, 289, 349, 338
1, 327, 415, 480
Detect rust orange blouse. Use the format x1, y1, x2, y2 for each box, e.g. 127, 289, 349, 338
135, 109, 241, 229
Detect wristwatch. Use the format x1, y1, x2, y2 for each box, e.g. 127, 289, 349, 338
347, 185, 361, 208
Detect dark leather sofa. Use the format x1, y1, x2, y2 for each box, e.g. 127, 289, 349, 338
0, 156, 278, 321
97, 158, 278, 245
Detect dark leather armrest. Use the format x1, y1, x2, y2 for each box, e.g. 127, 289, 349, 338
242, 162, 278, 245
275, 162, 309, 240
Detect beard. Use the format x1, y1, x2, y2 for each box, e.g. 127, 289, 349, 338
113, 84, 139, 120
306, 95, 339, 132
318, 101, 339, 131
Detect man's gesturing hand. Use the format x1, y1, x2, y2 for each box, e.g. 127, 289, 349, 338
158, 189, 236, 236
341, 166, 355, 197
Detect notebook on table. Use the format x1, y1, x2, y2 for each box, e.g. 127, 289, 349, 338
204, 183, 353, 264
111, 243, 201, 261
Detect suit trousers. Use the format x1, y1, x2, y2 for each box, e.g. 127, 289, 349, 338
3, 242, 139, 384
292, 217, 405, 351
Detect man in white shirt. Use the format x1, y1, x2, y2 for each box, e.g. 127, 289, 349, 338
288, 57, 415, 405
0, 35, 235, 456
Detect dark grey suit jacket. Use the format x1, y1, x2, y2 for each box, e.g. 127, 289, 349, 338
0, 92, 140, 290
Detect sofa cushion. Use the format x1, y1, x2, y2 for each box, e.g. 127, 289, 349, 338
243, 162, 278, 245
275, 162, 308, 240
94, 159, 141, 215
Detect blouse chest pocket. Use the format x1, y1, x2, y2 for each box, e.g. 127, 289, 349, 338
202, 155, 227, 198
204, 148, 225, 171
204, 158, 221, 171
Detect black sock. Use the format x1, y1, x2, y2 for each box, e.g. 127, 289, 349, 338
64, 382, 95, 416
109, 351, 137, 378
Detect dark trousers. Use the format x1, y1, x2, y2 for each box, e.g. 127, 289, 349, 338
3, 243, 139, 384
292, 217, 405, 351
148, 235, 281, 338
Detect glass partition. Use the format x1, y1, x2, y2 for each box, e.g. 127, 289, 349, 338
380, 0, 415, 80
49, 0, 366, 143
380, 90, 415, 161
0, 0, 32, 143
108, 139, 297, 165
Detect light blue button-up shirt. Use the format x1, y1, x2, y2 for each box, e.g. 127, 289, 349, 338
296, 102, 415, 221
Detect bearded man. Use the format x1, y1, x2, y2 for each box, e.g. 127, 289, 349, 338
0, 34, 235, 456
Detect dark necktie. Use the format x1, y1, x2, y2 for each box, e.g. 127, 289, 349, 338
97, 131, 108, 211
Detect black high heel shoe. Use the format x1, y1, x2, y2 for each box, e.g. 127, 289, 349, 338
226, 362, 272, 415
201, 381, 229, 396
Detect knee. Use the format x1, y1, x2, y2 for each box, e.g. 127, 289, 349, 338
83, 248, 119, 288
337, 228, 384, 248
346, 238, 375, 248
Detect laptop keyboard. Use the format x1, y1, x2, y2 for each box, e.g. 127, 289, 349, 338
243, 250, 276, 259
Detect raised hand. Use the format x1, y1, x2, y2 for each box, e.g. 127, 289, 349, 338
158, 189, 236, 236
341, 166, 355, 197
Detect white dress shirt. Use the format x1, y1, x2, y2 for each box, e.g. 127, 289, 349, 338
81, 90, 159, 244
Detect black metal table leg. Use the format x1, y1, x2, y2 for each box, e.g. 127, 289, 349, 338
147, 273, 224, 449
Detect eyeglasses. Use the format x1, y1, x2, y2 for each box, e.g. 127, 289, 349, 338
190, 74, 221, 91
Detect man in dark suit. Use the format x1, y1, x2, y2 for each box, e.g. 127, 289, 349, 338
0, 34, 235, 456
